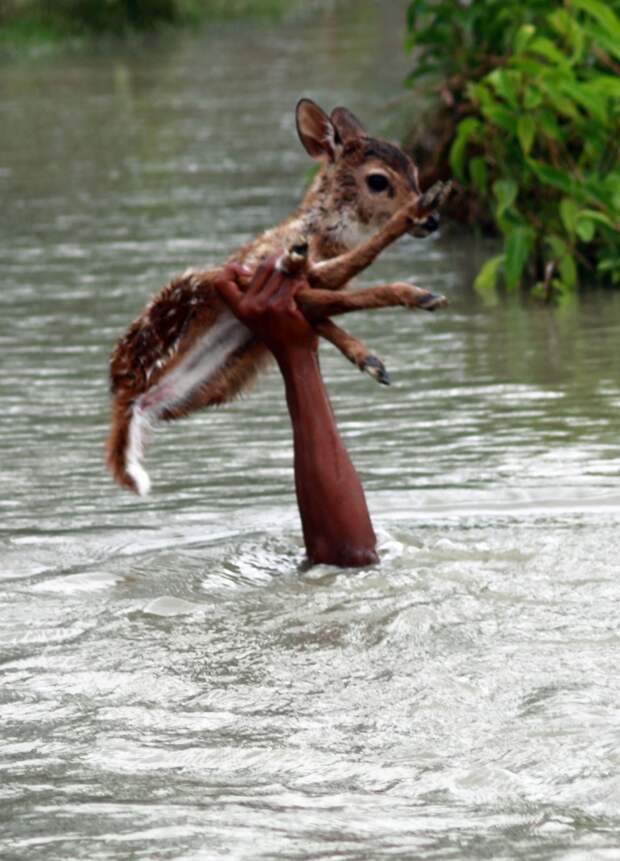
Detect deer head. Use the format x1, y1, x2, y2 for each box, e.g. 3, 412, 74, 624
296, 98, 439, 248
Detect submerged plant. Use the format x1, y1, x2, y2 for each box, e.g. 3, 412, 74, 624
406, 0, 620, 298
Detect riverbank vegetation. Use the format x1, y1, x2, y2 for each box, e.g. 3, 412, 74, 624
0, 0, 297, 45
406, 0, 620, 297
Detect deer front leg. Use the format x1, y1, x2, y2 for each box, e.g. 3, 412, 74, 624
307, 212, 415, 291
308, 181, 454, 291
315, 318, 390, 385
299, 282, 448, 319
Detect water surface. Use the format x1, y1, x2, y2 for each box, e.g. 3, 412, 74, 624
1, 4, 620, 859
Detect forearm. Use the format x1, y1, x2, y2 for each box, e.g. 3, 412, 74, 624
276, 347, 378, 567
213, 259, 377, 567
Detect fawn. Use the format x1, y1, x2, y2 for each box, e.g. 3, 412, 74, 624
107, 99, 450, 495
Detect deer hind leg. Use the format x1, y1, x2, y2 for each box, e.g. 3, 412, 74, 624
300, 282, 448, 320
315, 319, 390, 385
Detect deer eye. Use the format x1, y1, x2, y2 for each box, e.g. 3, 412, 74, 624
366, 173, 390, 193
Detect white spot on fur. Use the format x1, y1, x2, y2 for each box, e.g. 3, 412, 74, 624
124, 310, 251, 494
126, 406, 153, 496
336, 212, 376, 249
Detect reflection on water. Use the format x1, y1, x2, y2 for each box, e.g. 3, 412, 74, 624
1, 2, 620, 859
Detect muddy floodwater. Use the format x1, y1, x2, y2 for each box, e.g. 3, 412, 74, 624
1, 2, 620, 859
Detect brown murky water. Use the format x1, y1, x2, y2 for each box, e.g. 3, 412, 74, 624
1, 3, 620, 859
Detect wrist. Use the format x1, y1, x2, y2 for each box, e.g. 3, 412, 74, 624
272, 341, 318, 372
275, 344, 327, 421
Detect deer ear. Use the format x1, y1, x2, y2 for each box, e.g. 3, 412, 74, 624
330, 107, 366, 145
296, 99, 337, 162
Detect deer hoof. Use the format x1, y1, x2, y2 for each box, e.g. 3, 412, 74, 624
417, 291, 448, 311
361, 355, 390, 386
419, 180, 454, 213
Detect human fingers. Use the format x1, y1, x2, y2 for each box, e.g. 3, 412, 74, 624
259, 268, 298, 308
213, 274, 244, 311
270, 278, 309, 316
221, 262, 252, 291
245, 255, 281, 298
273, 274, 306, 310
288, 275, 308, 298
217, 262, 251, 285
245, 253, 295, 309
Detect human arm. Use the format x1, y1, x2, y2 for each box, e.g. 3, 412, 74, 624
214, 259, 378, 567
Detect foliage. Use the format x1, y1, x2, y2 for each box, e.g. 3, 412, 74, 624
407, 0, 620, 297
0, 0, 297, 43
0, 0, 200, 40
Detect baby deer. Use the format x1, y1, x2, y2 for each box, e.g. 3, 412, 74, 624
107, 99, 451, 495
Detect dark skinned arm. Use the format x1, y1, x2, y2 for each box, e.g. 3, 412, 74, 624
214, 258, 378, 568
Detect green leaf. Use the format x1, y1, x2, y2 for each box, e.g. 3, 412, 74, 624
546, 234, 578, 289
467, 81, 494, 112
530, 281, 547, 300
558, 252, 578, 288
482, 104, 516, 132
602, 175, 620, 210
570, 82, 608, 124
487, 69, 520, 107
504, 227, 532, 290
559, 197, 580, 234
523, 85, 542, 110
510, 57, 546, 78
592, 28, 620, 64
528, 160, 574, 194
584, 76, 620, 98
449, 117, 481, 181
570, 0, 620, 44
528, 36, 570, 68
469, 156, 488, 192
474, 253, 504, 295
493, 179, 518, 217
538, 79, 579, 119
548, 9, 584, 60
517, 115, 536, 155
514, 23, 535, 53
579, 208, 617, 229
576, 218, 595, 241
537, 110, 565, 143
547, 234, 571, 259
597, 256, 620, 282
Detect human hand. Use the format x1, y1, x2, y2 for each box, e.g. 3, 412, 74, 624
214, 256, 318, 359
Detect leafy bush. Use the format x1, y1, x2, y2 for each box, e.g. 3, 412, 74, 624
60, 0, 186, 32
0, 0, 199, 38
0, 0, 296, 36
407, 0, 620, 297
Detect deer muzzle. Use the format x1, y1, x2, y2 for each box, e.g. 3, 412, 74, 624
409, 212, 440, 238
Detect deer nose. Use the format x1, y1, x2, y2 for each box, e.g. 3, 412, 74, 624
424, 213, 440, 233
